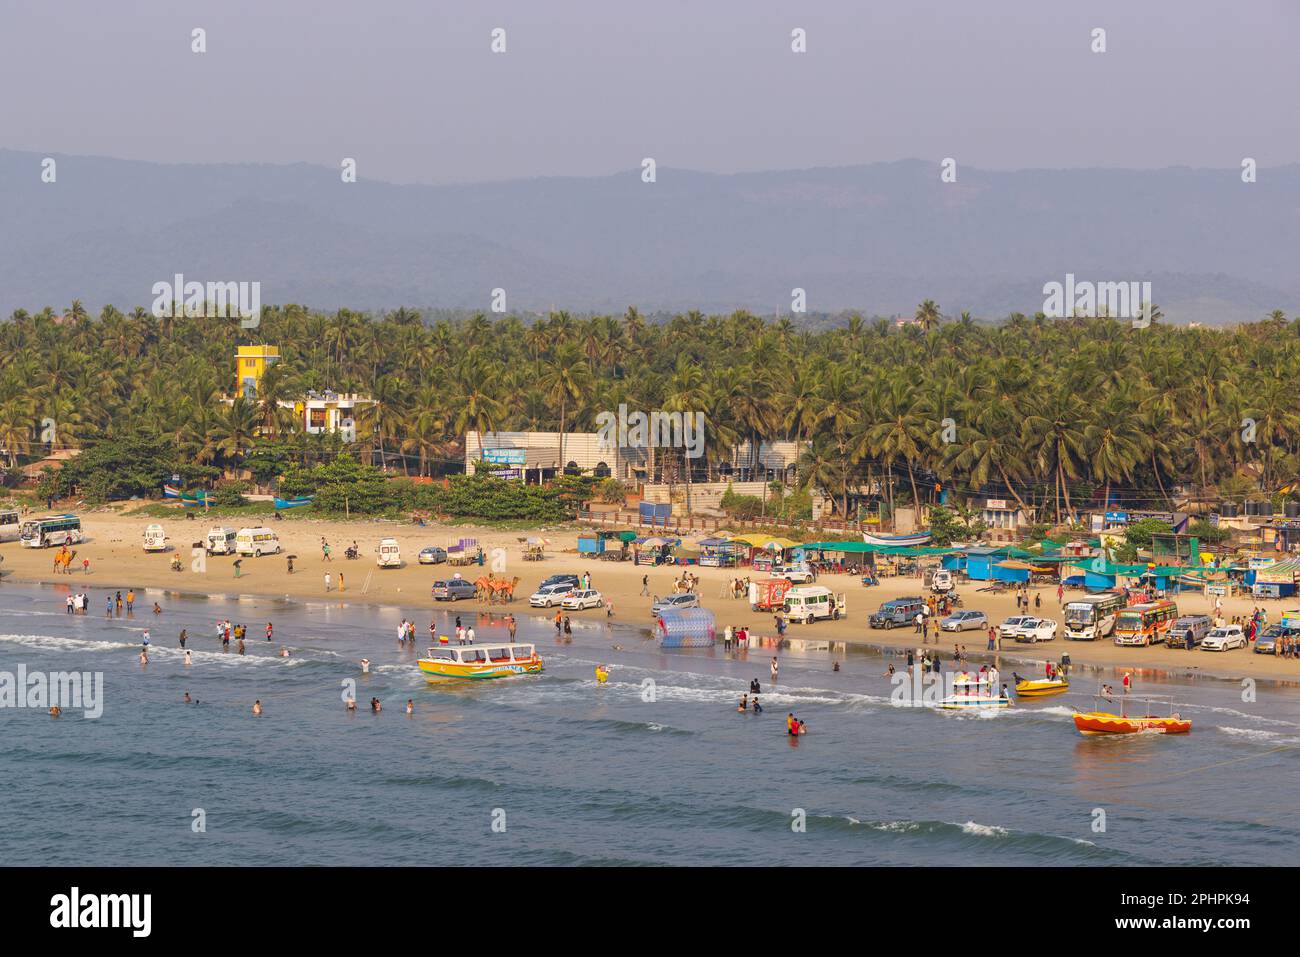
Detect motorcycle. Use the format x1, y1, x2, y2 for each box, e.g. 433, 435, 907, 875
170, 557, 183, 572
345, 545, 360, 560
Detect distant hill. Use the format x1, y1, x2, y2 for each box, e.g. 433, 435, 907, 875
2, 151, 1297, 324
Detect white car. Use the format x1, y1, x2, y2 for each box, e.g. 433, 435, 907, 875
999, 615, 1033, 639
528, 583, 574, 607
1014, 617, 1058, 643
561, 589, 604, 610
773, 564, 814, 584
1201, 625, 1246, 651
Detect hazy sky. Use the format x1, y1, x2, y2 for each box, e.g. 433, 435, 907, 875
2, 0, 1296, 184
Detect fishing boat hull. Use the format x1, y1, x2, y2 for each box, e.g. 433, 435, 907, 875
1072, 712, 1191, 735
863, 532, 933, 547
1015, 679, 1069, 697
940, 695, 1010, 710
417, 658, 542, 680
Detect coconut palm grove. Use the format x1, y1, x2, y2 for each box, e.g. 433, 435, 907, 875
1, 300, 1297, 521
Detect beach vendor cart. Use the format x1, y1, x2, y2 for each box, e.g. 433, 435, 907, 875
748, 578, 794, 612
520, 537, 549, 562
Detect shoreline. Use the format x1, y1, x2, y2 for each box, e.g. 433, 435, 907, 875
4, 509, 1300, 687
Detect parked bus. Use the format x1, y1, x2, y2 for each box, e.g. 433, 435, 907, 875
1063, 591, 1125, 641
19, 514, 83, 548
0, 509, 19, 542
1113, 600, 1179, 646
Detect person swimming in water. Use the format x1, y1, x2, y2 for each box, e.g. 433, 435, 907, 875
279, 646, 290, 658
183, 649, 192, 666
346, 696, 357, 711
406, 699, 414, 715
360, 658, 370, 673
752, 696, 762, 714
749, 678, 761, 694
184, 692, 192, 703
738, 694, 748, 712
370, 697, 381, 713
49, 705, 62, 717
252, 700, 262, 716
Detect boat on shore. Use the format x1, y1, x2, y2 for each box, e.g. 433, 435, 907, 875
1072, 694, 1191, 735
863, 532, 933, 547
1015, 676, 1069, 697
418, 642, 542, 680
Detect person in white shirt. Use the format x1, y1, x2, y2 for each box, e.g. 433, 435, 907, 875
466, 626, 475, 644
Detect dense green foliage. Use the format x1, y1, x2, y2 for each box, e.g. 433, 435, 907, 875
3, 302, 1298, 521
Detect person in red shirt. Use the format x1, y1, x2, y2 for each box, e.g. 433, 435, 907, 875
1122, 672, 1132, 694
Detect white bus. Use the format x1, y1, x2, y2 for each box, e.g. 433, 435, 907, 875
1064, 591, 1125, 641
19, 514, 83, 548
0, 509, 19, 542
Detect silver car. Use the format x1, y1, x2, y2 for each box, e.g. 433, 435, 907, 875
431, 579, 476, 601
941, 610, 988, 632
651, 593, 700, 616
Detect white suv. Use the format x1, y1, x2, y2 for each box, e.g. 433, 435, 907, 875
529, 583, 574, 607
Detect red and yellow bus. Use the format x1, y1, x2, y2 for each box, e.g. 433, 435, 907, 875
1113, 600, 1179, 646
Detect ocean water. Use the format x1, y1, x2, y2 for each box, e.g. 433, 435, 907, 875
1, 580, 1297, 866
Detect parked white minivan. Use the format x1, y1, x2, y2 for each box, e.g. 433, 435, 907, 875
235, 527, 281, 557
206, 527, 238, 555
376, 538, 401, 568
781, 586, 846, 623
142, 524, 169, 552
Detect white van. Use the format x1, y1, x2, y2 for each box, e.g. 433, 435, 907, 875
235, 527, 281, 557
142, 524, 169, 552
929, 569, 954, 593
781, 586, 847, 624
376, 538, 401, 568
206, 527, 238, 555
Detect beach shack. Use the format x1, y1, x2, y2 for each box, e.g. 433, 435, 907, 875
698, 536, 744, 567
657, 607, 716, 648
964, 546, 1013, 582
1251, 558, 1300, 598
577, 532, 604, 556
730, 534, 798, 572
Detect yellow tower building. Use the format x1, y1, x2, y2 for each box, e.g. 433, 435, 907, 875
235, 345, 280, 398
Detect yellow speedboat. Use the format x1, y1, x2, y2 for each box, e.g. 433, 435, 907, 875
1015, 677, 1069, 697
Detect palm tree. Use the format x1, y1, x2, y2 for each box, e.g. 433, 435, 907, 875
915, 300, 942, 333
539, 344, 592, 473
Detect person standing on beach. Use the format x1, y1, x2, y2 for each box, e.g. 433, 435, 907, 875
338, 572, 344, 593
1056, 583, 1063, 605
324, 572, 332, 593
322, 538, 331, 562
266, 622, 273, 641
466, 626, 475, 645
1122, 672, 1132, 694
987, 626, 996, 651
641, 575, 649, 597
724, 625, 733, 651
508, 616, 517, 641
237, 636, 245, 655
178, 629, 187, 649
554, 610, 562, 635
770, 657, 779, 681
126, 590, 135, 613
563, 616, 572, 638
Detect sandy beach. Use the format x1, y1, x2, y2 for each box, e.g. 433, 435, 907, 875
4, 505, 1299, 684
